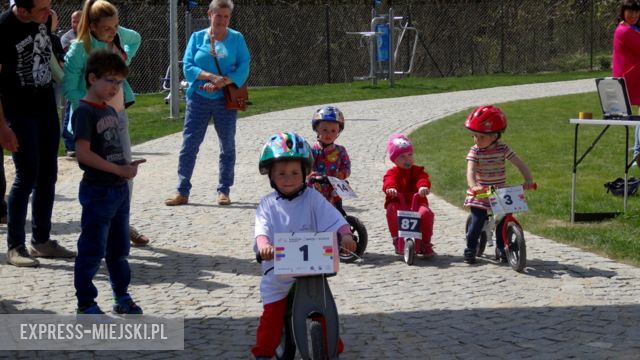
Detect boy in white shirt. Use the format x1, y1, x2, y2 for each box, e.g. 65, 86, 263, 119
251, 132, 356, 359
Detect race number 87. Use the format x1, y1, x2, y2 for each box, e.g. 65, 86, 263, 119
400, 218, 419, 231
397, 210, 422, 239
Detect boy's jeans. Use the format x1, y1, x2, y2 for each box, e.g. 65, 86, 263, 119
74, 181, 131, 308
176, 93, 237, 197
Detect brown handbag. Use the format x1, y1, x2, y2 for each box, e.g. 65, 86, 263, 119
214, 57, 249, 111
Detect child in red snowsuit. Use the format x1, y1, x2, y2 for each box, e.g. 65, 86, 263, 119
382, 134, 436, 258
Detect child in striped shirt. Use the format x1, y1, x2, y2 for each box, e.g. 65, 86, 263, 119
463, 105, 534, 264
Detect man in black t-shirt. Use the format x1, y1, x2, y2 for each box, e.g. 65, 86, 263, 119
0, 0, 75, 267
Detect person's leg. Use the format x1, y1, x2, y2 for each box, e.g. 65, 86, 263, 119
61, 101, 75, 152
0, 151, 6, 223
104, 183, 132, 299
74, 182, 115, 310
385, 202, 400, 253
31, 103, 59, 244
176, 94, 213, 197
418, 205, 435, 256
211, 99, 237, 197
115, 110, 148, 245
495, 216, 508, 261
465, 206, 487, 261
7, 114, 40, 250
251, 296, 288, 358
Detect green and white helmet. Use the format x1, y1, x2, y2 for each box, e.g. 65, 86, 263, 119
258, 132, 313, 175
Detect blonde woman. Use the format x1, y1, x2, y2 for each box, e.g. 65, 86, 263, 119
63, 0, 149, 245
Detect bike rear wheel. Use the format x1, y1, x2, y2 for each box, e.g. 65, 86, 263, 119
341, 215, 368, 263
309, 320, 326, 360
404, 239, 415, 265
465, 214, 487, 257
505, 222, 526, 272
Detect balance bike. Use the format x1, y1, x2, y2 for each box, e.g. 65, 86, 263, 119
256, 233, 343, 360
309, 175, 368, 263
466, 184, 536, 272
395, 193, 427, 266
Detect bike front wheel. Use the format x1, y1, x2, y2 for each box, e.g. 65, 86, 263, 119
309, 320, 325, 360
404, 239, 415, 265
341, 215, 368, 263
505, 222, 526, 272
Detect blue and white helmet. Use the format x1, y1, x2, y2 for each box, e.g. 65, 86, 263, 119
311, 105, 345, 131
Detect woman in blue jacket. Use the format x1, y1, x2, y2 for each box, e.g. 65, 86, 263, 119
164, 0, 251, 207
63, 0, 149, 246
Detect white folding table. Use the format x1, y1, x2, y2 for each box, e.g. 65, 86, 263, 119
569, 118, 639, 222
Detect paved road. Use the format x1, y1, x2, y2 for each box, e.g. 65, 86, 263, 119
2, 79, 640, 359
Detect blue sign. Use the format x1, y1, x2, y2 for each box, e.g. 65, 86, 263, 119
376, 23, 389, 62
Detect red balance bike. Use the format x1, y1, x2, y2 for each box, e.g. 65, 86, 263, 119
466, 184, 536, 272
395, 193, 432, 266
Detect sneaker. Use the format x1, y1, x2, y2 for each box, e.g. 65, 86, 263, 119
66, 150, 76, 158
129, 226, 150, 246
463, 249, 476, 264
77, 303, 105, 314
165, 193, 188, 206
113, 295, 143, 315
217, 192, 231, 205
7, 245, 40, 267
498, 250, 508, 263
29, 240, 76, 258
422, 246, 437, 259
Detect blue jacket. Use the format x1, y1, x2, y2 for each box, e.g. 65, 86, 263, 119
183, 27, 250, 100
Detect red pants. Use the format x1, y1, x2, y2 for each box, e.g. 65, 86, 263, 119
252, 297, 344, 357
386, 202, 434, 254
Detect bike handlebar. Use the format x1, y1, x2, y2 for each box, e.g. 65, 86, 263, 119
469, 183, 537, 197
308, 175, 330, 185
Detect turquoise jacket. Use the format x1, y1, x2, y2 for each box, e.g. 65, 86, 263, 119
183, 27, 250, 100
63, 26, 141, 112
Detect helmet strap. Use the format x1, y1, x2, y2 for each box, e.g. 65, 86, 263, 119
271, 180, 307, 201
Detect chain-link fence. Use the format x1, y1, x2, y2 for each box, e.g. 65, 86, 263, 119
2, 0, 620, 94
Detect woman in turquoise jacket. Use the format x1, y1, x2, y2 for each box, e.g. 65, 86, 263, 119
63, 0, 149, 246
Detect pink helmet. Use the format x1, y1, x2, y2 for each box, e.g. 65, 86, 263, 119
464, 105, 507, 133
387, 134, 413, 162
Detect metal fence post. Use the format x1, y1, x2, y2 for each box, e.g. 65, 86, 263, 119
169, 0, 180, 119
325, 4, 331, 84
500, 1, 505, 73
590, 0, 594, 70
389, 7, 394, 87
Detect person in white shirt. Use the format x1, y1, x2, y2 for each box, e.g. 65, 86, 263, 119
251, 132, 356, 359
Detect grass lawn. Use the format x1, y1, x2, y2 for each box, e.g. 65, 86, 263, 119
412, 92, 640, 266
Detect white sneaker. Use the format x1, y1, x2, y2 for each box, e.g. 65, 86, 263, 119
7, 245, 40, 267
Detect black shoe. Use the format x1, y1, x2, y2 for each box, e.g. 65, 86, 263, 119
463, 249, 476, 264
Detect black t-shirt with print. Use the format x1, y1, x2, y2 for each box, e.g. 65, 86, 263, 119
72, 100, 127, 186
0, 8, 54, 117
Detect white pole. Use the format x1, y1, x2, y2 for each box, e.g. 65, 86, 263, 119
169, 0, 180, 119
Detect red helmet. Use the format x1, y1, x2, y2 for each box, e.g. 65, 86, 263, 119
464, 105, 507, 133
